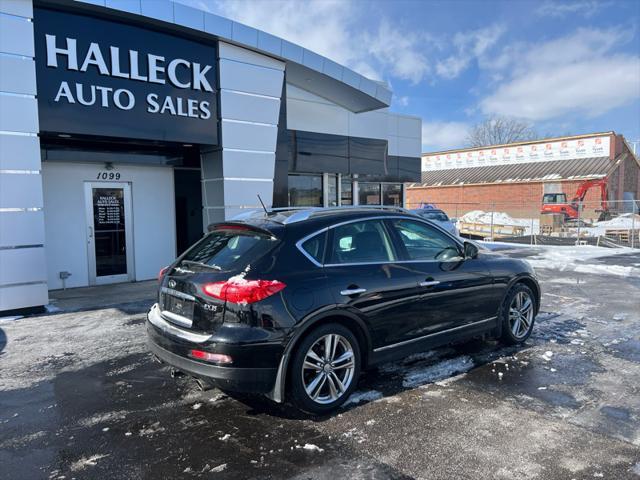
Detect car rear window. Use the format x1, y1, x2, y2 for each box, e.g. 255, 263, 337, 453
181, 227, 277, 271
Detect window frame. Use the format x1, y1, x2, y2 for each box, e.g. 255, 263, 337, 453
295, 215, 465, 267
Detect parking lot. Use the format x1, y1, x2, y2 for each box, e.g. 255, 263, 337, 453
1, 246, 639, 479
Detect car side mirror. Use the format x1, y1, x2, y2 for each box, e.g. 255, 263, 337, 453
464, 241, 479, 259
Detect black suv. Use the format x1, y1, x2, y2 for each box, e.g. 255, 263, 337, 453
147, 207, 540, 414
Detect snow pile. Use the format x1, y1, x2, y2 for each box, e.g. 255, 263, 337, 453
595, 213, 640, 229
584, 213, 640, 237
460, 210, 528, 227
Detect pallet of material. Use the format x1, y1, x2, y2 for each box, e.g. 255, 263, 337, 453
458, 222, 525, 239
605, 228, 640, 245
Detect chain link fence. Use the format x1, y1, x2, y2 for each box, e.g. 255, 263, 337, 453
406, 198, 640, 248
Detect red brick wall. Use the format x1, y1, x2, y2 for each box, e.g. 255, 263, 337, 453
406, 180, 606, 220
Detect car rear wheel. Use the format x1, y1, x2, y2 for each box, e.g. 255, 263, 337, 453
499, 283, 536, 344
289, 323, 361, 414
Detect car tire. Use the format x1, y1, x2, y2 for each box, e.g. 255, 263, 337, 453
499, 283, 536, 345
289, 323, 361, 415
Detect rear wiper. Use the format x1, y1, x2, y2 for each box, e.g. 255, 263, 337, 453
180, 260, 221, 271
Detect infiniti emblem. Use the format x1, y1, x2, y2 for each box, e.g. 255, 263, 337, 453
168, 279, 177, 288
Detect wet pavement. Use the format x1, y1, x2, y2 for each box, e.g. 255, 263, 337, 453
1, 249, 639, 479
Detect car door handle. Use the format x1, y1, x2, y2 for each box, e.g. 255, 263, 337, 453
419, 280, 440, 287
340, 288, 367, 296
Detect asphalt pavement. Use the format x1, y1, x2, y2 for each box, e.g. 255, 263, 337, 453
1, 248, 639, 479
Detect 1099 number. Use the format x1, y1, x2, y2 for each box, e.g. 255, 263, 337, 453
96, 172, 121, 180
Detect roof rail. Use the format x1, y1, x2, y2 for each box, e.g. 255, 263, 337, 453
231, 205, 410, 224
281, 205, 409, 224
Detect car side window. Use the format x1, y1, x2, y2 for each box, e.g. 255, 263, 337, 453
391, 219, 460, 261
301, 231, 326, 264
329, 220, 396, 264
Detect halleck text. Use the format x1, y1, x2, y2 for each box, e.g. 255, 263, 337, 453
45, 35, 213, 119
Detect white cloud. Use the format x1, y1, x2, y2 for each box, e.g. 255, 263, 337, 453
396, 96, 410, 107
482, 56, 640, 120
422, 121, 470, 151
436, 25, 504, 79
198, 0, 430, 84
535, 1, 611, 18
364, 20, 430, 84
210, 0, 358, 66
480, 28, 640, 121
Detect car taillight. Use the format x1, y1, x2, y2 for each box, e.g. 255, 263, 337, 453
158, 266, 169, 282
189, 350, 232, 364
202, 279, 286, 304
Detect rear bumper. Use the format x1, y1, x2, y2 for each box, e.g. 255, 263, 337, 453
146, 303, 280, 394
147, 338, 278, 393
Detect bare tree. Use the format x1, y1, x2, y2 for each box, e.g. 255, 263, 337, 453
466, 116, 537, 147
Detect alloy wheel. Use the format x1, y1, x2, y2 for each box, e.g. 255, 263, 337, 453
509, 290, 534, 339
301, 333, 356, 405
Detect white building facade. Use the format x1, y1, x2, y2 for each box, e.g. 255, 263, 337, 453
0, 0, 422, 313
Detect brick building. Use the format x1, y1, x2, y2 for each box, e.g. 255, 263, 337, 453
407, 132, 640, 221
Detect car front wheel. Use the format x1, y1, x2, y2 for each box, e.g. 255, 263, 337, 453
499, 283, 536, 344
289, 323, 361, 415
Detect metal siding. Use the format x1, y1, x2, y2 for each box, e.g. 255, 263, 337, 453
421, 157, 613, 186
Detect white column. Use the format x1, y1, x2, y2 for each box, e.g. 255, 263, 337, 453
201, 42, 285, 229
0, 0, 48, 311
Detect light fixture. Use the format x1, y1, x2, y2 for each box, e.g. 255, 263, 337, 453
58, 134, 71, 138
183, 143, 193, 147
104, 162, 114, 171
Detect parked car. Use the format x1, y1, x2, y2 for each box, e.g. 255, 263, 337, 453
410, 207, 458, 236
147, 207, 540, 414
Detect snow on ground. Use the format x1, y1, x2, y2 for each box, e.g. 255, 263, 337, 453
0, 306, 149, 391
343, 390, 383, 406
70, 454, 110, 472
297, 443, 325, 453
523, 244, 640, 277
401, 355, 474, 388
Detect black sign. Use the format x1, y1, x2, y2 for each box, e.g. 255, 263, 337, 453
34, 8, 218, 145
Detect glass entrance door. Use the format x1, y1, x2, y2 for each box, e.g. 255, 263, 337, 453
84, 182, 134, 285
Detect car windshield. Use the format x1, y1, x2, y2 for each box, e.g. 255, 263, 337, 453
415, 211, 449, 222
181, 227, 277, 271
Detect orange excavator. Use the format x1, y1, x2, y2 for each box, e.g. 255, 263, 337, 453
541, 178, 611, 222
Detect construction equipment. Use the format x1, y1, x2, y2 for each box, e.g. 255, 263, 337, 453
541, 178, 611, 222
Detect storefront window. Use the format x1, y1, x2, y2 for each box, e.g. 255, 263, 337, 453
358, 182, 381, 205
327, 174, 339, 207
288, 174, 323, 207
382, 183, 402, 206
341, 178, 353, 205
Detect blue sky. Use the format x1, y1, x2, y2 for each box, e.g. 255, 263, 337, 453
179, 0, 640, 152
